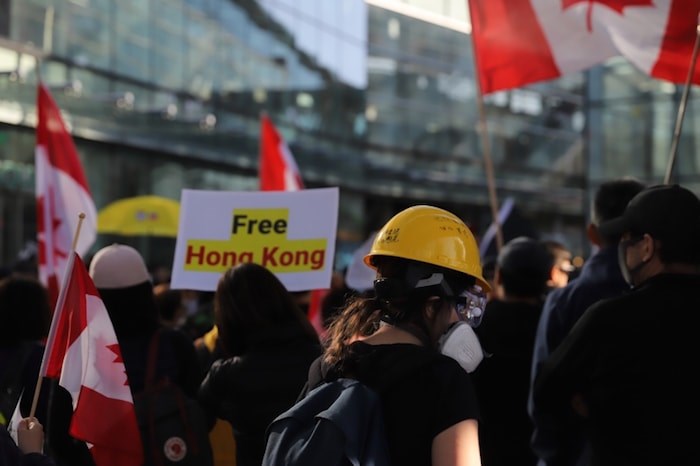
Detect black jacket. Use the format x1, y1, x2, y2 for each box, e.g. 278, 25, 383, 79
534, 273, 700, 466
472, 299, 543, 466
198, 326, 321, 466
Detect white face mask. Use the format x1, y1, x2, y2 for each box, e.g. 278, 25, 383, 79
437, 321, 484, 373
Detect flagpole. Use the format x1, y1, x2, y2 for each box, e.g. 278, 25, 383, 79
30, 213, 86, 418
467, 2, 503, 252
664, 16, 700, 185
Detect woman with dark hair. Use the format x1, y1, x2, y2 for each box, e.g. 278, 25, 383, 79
198, 262, 321, 466
302, 205, 489, 466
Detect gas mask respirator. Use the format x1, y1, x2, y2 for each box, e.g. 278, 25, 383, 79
437, 286, 486, 373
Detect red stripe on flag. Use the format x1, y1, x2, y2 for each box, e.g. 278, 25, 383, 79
260, 115, 287, 191
37, 84, 91, 192
46, 274, 60, 315
308, 289, 328, 339
650, 1, 700, 84
469, 0, 561, 94
259, 114, 304, 191
72, 387, 143, 466
35, 83, 97, 309
44, 252, 88, 378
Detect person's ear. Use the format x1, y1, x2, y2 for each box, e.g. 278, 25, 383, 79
494, 267, 502, 286
587, 223, 602, 247
423, 297, 443, 321
640, 234, 656, 262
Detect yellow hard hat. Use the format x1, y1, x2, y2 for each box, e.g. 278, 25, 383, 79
364, 205, 490, 292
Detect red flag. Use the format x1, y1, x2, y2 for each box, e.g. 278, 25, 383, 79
308, 288, 328, 340
41, 252, 143, 466
259, 114, 304, 191
36, 83, 97, 306
469, 0, 700, 94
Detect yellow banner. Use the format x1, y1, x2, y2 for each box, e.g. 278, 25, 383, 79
183, 208, 326, 273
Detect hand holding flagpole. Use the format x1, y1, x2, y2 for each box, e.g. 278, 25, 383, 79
664, 14, 700, 185
30, 213, 87, 418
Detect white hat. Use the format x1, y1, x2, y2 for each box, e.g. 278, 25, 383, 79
89, 244, 151, 289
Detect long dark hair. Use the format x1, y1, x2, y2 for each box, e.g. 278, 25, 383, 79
323, 295, 382, 367
215, 262, 319, 356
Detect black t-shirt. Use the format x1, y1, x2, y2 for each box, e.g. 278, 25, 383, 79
306, 342, 480, 466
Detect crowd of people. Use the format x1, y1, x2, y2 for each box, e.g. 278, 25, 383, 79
1, 179, 699, 466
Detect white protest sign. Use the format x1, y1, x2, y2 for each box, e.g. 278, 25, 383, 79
171, 187, 339, 292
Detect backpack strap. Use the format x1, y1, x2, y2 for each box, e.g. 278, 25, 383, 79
144, 330, 164, 466
145, 330, 161, 391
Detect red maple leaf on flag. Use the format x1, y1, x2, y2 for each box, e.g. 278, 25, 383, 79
106, 343, 129, 385
36, 192, 68, 260
107, 343, 124, 364
563, 0, 655, 32
36, 187, 68, 306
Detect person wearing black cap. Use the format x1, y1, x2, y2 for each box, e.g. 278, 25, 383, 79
533, 184, 700, 466
529, 178, 644, 466
471, 236, 553, 466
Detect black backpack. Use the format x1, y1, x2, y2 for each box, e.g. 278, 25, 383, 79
261, 378, 391, 466
134, 330, 213, 466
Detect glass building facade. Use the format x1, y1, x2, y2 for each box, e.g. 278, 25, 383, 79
0, 0, 698, 268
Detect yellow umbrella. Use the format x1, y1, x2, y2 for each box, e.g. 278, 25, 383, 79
97, 195, 180, 237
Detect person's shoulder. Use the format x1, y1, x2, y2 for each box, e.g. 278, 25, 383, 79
574, 290, 634, 328
308, 354, 324, 378
546, 267, 621, 314
586, 285, 636, 310
414, 350, 467, 383
426, 353, 475, 397
543, 279, 578, 309
204, 355, 244, 384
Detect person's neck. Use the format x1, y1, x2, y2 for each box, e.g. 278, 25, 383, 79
635, 261, 698, 286
362, 322, 424, 346
658, 263, 700, 275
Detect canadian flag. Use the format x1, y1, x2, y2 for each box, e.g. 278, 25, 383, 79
469, 0, 700, 94
259, 114, 305, 191
36, 83, 97, 306
41, 252, 143, 466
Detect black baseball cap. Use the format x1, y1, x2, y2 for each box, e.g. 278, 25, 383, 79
598, 184, 700, 241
